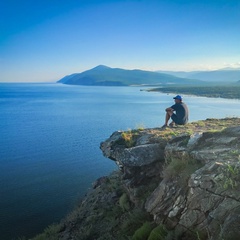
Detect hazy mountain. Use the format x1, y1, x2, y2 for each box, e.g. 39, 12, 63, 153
58, 65, 203, 86
157, 68, 240, 82
156, 70, 201, 78
219, 67, 240, 71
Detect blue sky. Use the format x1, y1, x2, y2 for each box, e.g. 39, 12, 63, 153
1, 0, 240, 82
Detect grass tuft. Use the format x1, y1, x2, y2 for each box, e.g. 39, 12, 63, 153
148, 225, 168, 240
132, 222, 152, 240
119, 193, 131, 212
163, 154, 203, 187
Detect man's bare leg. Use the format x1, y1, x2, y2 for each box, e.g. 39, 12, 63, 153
165, 110, 173, 125
161, 109, 174, 128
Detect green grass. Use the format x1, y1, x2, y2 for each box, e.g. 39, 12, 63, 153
148, 225, 168, 240
132, 222, 153, 240
119, 193, 131, 212
164, 154, 204, 187
230, 150, 240, 156
135, 123, 145, 131
121, 129, 140, 148
222, 162, 240, 190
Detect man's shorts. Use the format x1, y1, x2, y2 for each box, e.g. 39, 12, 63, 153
171, 113, 185, 125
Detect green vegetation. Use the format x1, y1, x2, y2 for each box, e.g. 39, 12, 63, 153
164, 154, 204, 187
31, 224, 61, 240
131, 223, 170, 240
121, 129, 139, 148
230, 149, 240, 157
135, 123, 145, 131
132, 222, 152, 240
221, 161, 240, 190
148, 225, 168, 240
149, 85, 240, 99
119, 193, 131, 211
119, 209, 153, 237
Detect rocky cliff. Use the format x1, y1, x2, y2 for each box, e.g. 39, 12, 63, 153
32, 118, 240, 240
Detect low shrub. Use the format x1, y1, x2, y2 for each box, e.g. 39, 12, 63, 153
120, 209, 152, 236
119, 193, 131, 211
163, 155, 203, 187
148, 225, 168, 240
132, 222, 152, 240
121, 129, 140, 148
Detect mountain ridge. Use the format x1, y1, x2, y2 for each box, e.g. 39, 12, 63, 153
157, 68, 240, 82
57, 65, 203, 86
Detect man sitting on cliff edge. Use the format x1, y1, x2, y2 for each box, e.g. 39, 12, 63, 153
161, 95, 189, 129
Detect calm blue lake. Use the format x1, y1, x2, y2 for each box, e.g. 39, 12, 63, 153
0, 83, 240, 239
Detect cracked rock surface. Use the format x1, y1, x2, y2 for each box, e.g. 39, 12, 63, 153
100, 118, 240, 239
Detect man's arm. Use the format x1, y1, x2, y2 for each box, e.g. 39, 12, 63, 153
165, 107, 174, 112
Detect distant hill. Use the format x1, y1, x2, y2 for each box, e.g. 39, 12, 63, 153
57, 65, 203, 86
157, 68, 240, 82
149, 85, 240, 99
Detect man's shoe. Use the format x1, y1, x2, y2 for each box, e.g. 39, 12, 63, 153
160, 124, 167, 129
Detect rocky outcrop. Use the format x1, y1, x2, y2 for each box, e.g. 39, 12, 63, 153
32, 118, 240, 240
100, 118, 240, 239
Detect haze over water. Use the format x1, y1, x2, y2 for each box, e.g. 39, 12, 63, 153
0, 83, 240, 239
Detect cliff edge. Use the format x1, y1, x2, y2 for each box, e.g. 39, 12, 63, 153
32, 118, 240, 240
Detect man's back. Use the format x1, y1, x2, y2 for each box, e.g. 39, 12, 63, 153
171, 102, 189, 124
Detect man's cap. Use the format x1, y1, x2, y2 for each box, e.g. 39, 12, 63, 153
173, 95, 182, 100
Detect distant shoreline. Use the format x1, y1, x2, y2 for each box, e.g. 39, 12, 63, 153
147, 85, 240, 100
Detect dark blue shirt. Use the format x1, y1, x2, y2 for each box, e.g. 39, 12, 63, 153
171, 102, 189, 124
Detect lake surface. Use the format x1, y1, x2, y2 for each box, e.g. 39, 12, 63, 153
0, 83, 240, 239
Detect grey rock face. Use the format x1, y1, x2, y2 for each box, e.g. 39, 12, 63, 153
100, 130, 166, 167
100, 118, 240, 239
